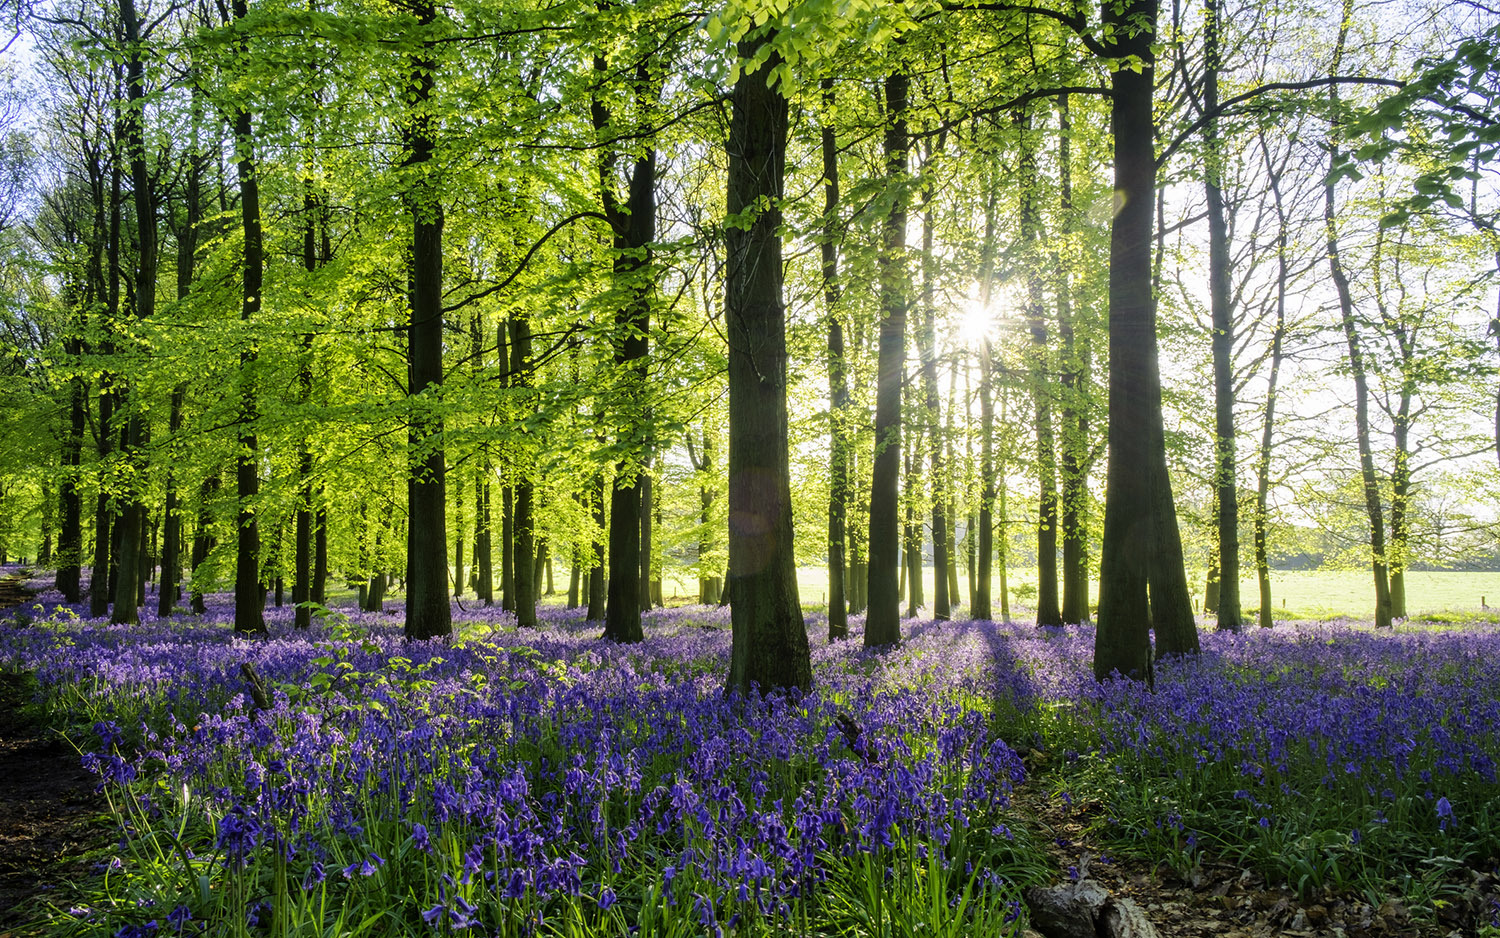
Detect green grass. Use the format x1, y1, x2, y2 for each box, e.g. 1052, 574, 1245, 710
785, 567, 1500, 621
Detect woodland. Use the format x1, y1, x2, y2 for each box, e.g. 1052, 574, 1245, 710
0, 0, 1499, 933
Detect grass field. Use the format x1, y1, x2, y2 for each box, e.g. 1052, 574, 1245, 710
759, 567, 1500, 621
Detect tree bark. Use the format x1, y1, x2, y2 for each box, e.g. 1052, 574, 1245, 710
595, 57, 655, 644
586, 470, 607, 619
1324, 0, 1392, 630
1204, 0, 1241, 630
724, 30, 810, 694
511, 315, 537, 628
865, 70, 910, 648
918, 170, 950, 621
1095, 0, 1198, 681
821, 79, 851, 640
401, 0, 452, 640
1018, 112, 1061, 627
1253, 152, 1288, 628
228, 0, 265, 634
111, 0, 158, 625
1056, 94, 1091, 624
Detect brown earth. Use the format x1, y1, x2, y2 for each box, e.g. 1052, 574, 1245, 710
0, 573, 109, 936
1014, 755, 1500, 938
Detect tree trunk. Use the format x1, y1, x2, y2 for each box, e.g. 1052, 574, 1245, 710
586, 471, 607, 619
110, 0, 159, 626
190, 474, 217, 614
454, 471, 465, 598
476, 470, 493, 605
595, 58, 655, 644
821, 79, 851, 641
1095, 0, 1198, 681
724, 30, 810, 694
1324, 0, 1392, 630
1018, 112, 1061, 628
975, 341, 995, 621
511, 314, 537, 629
57, 346, 84, 602
638, 467, 653, 608
865, 70, 910, 648
1056, 94, 1090, 624
918, 179, 950, 621
229, 0, 265, 634
401, 0, 452, 641
1254, 136, 1290, 628
1204, 0, 1241, 631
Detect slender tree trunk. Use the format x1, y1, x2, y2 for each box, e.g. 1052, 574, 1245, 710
975, 341, 995, 621
454, 474, 465, 598
1324, 1, 1392, 630
586, 471, 607, 619
189, 474, 217, 614
903, 440, 924, 617
1018, 113, 1061, 627
865, 70, 910, 648
918, 174, 950, 621
1056, 95, 1090, 624
1095, 0, 1198, 680
511, 315, 537, 628
90, 118, 124, 620
687, 428, 721, 605
638, 467, 653, 608
1204, 0, 1241, 630
821, 79, 850, 641
476, 470, 494, 604
724, 29, 810, 694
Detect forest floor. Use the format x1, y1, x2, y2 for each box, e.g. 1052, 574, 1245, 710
1015, 756, 1495, 938
0, 568, 1496, 937
0, 572, 108, 938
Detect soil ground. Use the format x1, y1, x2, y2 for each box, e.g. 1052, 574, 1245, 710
1014, 758, 1499, 938
0, 572, 108, 937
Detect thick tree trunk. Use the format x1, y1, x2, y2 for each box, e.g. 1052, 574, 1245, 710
401, 0, 451, 641
865, 70, 910, 648
230, 0, 265, 634
111, 0, 159, 626
1095, 0, 1198, 681
57, 366, 84, 602
595, 59, 655, 644
597, 128, 651, 639
724, 30, 810, 694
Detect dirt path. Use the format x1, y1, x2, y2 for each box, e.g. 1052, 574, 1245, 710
0, 574, 108, 936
